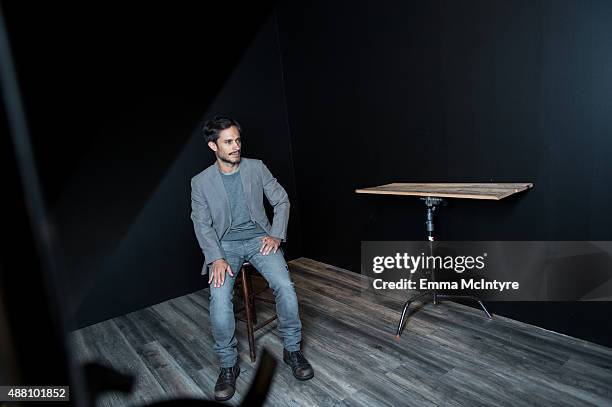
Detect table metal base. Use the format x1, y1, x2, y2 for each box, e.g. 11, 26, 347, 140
394, 197, 492, 339
395, 291, 492, 339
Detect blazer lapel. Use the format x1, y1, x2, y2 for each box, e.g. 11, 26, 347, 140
240, 159, 253, 213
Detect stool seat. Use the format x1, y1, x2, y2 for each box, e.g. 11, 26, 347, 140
234, 262, 277, 363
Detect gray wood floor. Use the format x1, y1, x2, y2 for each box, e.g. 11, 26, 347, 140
69, 258, 612, 407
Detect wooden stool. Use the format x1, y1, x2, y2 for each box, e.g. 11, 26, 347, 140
234, 262, 278, 363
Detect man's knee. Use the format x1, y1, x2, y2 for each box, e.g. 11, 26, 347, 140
210, 284, 234, 310
269, 273, 296, 295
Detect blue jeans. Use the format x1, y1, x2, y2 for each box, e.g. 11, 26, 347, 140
209, 236, 302, 367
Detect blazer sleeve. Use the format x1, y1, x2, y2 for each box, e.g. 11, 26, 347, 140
261, 162, 290, 241
190, 178, 224, 265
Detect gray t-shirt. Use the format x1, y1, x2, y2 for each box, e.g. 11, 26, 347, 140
219, 168, 267, 241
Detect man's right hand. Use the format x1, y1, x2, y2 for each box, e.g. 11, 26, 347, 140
209, 259, 234, 288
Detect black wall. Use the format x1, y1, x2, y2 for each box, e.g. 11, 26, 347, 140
276, 0, 612, 346
4, 4, 302, 329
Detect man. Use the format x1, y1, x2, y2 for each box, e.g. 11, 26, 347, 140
190, 116, 314, 401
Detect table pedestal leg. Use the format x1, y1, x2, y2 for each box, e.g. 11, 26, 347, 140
395, 197, 492, 339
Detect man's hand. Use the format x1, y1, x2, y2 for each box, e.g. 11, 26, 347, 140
260, 236, 281, 256
209, 259, 234, 288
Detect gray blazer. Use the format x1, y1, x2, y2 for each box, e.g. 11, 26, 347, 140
190, 158, 290, 275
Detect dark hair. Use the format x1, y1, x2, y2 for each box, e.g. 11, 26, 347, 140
202, 115, 242, 143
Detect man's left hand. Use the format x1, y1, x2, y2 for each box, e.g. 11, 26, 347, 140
260, 236, 281, 255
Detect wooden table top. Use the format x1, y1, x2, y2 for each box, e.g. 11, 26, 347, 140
355, 183, 533, 200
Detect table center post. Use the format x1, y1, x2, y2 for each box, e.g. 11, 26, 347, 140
423, 196, 443, 242
422, 196, 444, 305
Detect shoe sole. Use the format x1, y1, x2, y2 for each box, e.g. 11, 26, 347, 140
214, 367, 240, 401
283, 357, 314, 381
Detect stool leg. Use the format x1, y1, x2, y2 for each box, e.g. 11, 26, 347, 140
247, 269, 258, 325
241, 267, 256, 363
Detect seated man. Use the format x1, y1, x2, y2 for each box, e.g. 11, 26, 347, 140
190, 116, 314, 401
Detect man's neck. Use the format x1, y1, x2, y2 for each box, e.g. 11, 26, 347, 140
217, 160, 240, 174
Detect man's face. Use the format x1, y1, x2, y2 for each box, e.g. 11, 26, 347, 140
208, 126, 242, 165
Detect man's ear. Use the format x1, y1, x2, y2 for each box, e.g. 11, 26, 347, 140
207, 141, 218, 152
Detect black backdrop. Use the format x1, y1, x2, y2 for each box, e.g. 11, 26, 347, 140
4, 1, 612, 346
276, 0, 612, 346
2, 3, 301, 330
